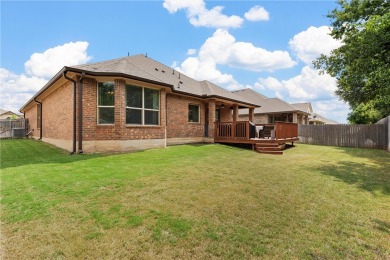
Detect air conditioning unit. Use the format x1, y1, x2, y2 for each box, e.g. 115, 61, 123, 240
12, 128, 26, 138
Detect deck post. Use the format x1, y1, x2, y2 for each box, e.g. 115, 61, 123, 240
231, 121, 235, 140
293, 113, 298, 124
249, 108, 254, 122
208, 100, 216, 139
232, 104, 239, 122
246, 121, 250, 139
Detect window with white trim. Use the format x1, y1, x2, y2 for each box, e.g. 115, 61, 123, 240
97, 82, 115, 124
188, 104, 200, 123
126, 85, 159, 125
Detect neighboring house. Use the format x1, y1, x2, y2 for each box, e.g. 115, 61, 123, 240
290, 102, 313, 116
19, 54, 259, 153
0, 109, 23, 120
309, 113, 339, 125
233, 89, 310, 125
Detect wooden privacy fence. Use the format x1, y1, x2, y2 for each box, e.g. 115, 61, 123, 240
298, 117, 389, 150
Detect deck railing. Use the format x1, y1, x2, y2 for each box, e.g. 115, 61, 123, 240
215, 121, 250, 140
274, 122, 298, 139
215, 121, 298, 141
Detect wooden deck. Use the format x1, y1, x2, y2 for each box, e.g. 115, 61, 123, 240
214, 121, 299, 154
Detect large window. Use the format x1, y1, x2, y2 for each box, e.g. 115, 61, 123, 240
126, 85, 159, 125
188, 104, 200, 123
98, 82, 115, 124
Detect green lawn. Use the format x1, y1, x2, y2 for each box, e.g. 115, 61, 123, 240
1, 139, 389, 259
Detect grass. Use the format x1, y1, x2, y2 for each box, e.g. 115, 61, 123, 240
1, 139, 389, 259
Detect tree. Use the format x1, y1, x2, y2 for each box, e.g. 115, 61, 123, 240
314, 0, 390, 124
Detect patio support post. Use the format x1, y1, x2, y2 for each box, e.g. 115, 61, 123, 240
161, 88, 167, 147
232, 104, 239, 122
249, 107, 254, 122
293, 113, 298, 123
208, 100, 216, 139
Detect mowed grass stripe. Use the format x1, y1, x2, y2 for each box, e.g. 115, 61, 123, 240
1, 139, 389, 259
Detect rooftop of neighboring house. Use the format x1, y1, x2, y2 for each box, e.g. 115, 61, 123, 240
232, 88, 310, 115
20, 54, 259, 111
291, 102, 313, 114
0, 109, 22, 118
309, 113, 339, 124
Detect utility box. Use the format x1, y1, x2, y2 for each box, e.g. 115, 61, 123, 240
12, 128, 26, 138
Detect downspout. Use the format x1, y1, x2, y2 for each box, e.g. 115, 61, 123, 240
63, 70, 77, 154
34, 98, 42, 140
165, 90, 168, 148
77, 73, 85, 154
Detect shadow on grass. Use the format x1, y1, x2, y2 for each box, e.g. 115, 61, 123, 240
312, 146, 390, 196
0, 139, 109, 169
373, 219, 390, 235
0, 139, 212, 170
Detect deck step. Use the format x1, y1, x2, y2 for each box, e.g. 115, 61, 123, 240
257, 150, 283, 155
255, 142, 286, 155
256, 146, 281, 151
255, 143, 279, 148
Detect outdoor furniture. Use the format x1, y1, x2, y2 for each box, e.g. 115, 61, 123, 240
255, 126, 263, 138
260, 125, 275, 139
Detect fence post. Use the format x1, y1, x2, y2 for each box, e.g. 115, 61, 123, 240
387, 116, 390, 152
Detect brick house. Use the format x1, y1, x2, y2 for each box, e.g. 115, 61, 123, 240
20, 54, 258, 153
233, 89, 311, 125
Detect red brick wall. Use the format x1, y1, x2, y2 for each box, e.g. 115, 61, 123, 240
81, 77, 166, 141
25, 105, 38, 137
25, 76, 215, 142
166, 94, 206, 138
24, 81, 73, 140
220, 106, 233, 122
42, 82, 73, 140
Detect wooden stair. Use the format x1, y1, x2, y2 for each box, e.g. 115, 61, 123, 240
255, 143, 285, 155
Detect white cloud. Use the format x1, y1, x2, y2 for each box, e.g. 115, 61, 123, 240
258, 66, 337, 100
175, 29, 296, 90
0, 41, 91, 112
244, 6, 269, 21
199, 29, 296, 71
289, 26, 343, 64
163, 0, 243, 28
186, 48, 197, 55
25, 41, 91, 78
312, 100, 350, 124
256, 65, 350, 123
177, 56, 242, 90
0, 69, 48, 112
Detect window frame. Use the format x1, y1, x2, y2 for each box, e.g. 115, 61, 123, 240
97, 82, 115, 125
125, 85, 160, 126
188, 104, 200, 123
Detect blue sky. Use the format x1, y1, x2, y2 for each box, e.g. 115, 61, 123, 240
1, 0, 350, 122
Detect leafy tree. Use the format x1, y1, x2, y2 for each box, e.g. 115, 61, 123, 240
314, 0, 390, 124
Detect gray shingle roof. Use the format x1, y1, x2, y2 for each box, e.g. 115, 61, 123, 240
309, 113, 339, 124
233, 89, 309, 114
291, 102, 313, 113
72, 54, 256, 106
